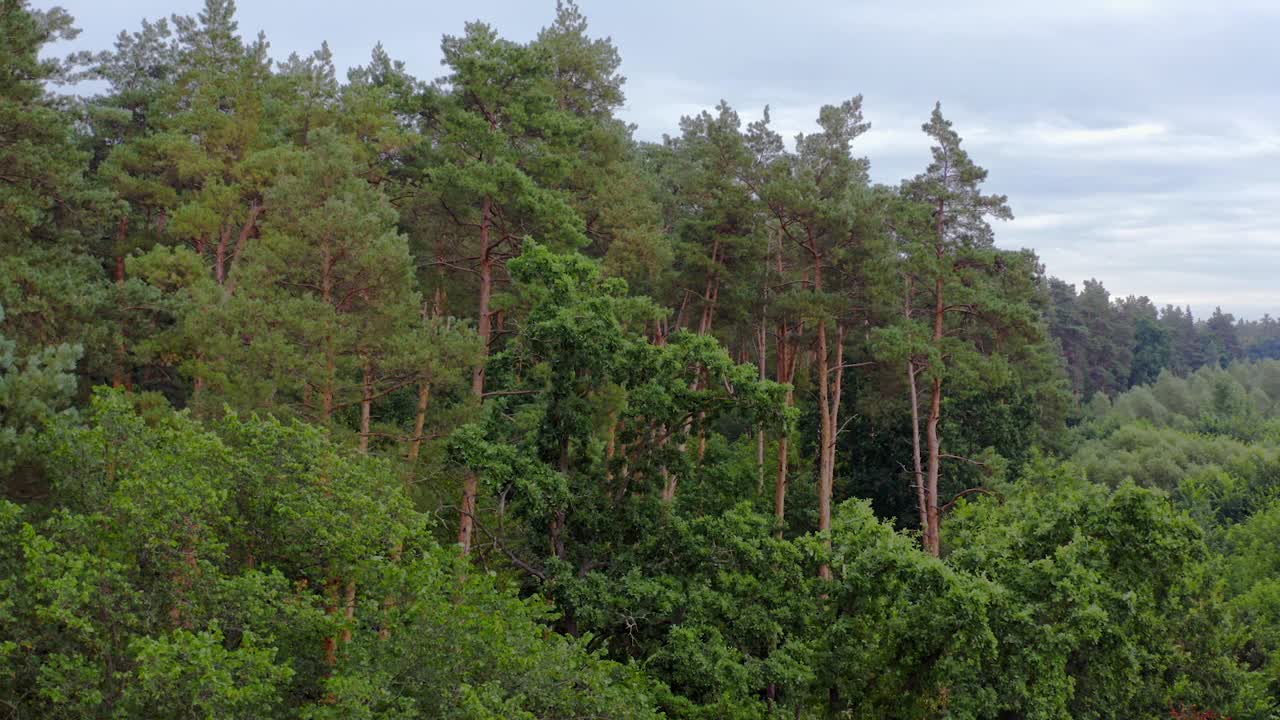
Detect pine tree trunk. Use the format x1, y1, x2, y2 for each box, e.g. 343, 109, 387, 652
771, 228, 797, 536
774, 323, 797, 537
774, 432, 789, 537
473, 199, 493, 395
341, 579, 357, 645
359, 359, 373, 454
697, 417, 708, 464
924, 273, 945, 556
660, 443, 677, 503
214, 224, 231, 285
925, 376, 942, 556
756, 320, 767, 495
169, 518, 198, 629
661, 471, 677, 503
827, 325, 846, 501
320, 244, 335, 425
550, 436, 569, 557
904, 279, 929, 537
693, 252, 718, 466
432, 235, 449, 317
605, 412, 618, 466
112, 216, 129, 390
458, 469, 479, 553
378, 542, 403, 641
812, 242, 836, 580
222, 201, 262, 298
459, 196, 494, 555
673, 290, 691, 333
908, 362, 928, 535
923, 199, 948, 557
407, 381, 431, 461
816, 318, 834, 580
698, 240, 721, 335
321, 352, 335, 424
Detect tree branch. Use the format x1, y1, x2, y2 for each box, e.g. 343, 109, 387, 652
940, 486, 1003, 514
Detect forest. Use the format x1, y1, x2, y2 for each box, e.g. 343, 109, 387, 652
3, 0, 1280, 717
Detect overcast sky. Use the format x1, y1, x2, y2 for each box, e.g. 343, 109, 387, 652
44, 0, 1280, 319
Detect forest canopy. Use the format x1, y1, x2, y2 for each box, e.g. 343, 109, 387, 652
2, 1, 1279, 718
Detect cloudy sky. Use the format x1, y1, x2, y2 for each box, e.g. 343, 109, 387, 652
45, 0, 1280, 318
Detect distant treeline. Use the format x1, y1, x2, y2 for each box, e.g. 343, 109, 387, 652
1046, 277, 1280, 399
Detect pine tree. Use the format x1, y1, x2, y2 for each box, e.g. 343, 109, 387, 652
740, 98, 880, 573
0, 1, 118, 392
1044, 278, 1088, 396
0, 0, 90, 243
1162, 304, 1204, 374
1122, 295, 1170, 387
893, 103, 1028, 556
1205, 306, 1242, 368
659, 102, 759, 341
534, 0, 624, 119
209, 129, 432, 444
89, 0, 293, 400
1076, 279, 1133, 397
0, 303, 80, 482
419, 21, 590, 552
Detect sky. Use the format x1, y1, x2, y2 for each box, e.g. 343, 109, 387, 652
42, 0, 1280, 319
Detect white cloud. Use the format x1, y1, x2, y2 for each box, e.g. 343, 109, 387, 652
1027, 122, 1168, 146
1010, 213, 1076, 231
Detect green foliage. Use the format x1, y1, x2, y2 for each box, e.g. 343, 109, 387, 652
119, 626, 293, 719
1228, 503, 1280, 699
949, 461, 1266, 718
577, 504, 820, 718
0, 0, 99, 244
1, 390, 661, 718
0, 304, 80, 480
824, 500, 996, 718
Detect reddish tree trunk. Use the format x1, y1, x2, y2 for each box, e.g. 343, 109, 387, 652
810, 241, 841, 581
756, 320, 767, 495
459, 195, 493, 554
214, 224, 231, 285
223, 201, 262, 297
816, 316, 833, 580
698, 239, 721, 336
772, 234, 799, 536
815, 324, 847, 580
774, 322, 798, 537
407, 381, 431, 461
923, 201, 948, 557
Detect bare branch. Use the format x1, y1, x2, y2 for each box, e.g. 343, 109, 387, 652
940, 453, 991, 469
940, 486, 1003, 514
481, 389, 540, 399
